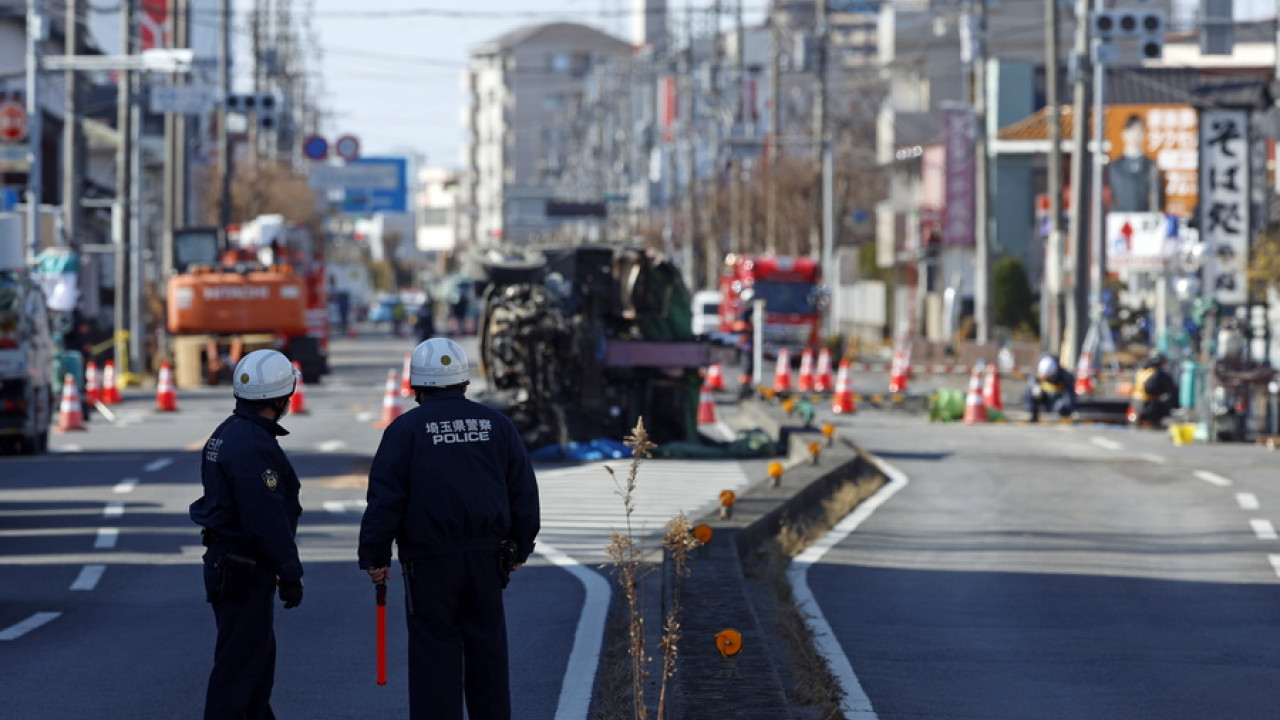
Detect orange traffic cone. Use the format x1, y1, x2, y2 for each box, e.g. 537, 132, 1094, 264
289, 361, 308, 414
705, 363, 725, 392
84, 361, 100, 405
982, 362, 1003, 411
832, 359, 856, 414
697, 381, 717, 424
962, 366, 988, 424
797, 348, 815, 392
814, 348, 833, 392
888, 340, 911, 393
156, 362, 178, 412
772, 348, 792, 393
56, 373, 87, 432
1074, 352, 1095, 396
101, 360, 121, 404
375, 369, 402, 428
399, 353, 413, 398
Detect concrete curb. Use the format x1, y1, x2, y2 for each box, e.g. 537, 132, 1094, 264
664, 400, 881, 720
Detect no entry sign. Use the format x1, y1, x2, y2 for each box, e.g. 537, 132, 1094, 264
0, 101, 27, 143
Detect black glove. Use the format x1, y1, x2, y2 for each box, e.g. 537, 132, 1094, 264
278, 579, 303, 609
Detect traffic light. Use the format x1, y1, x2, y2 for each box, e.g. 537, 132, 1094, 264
1091, 10, 1164, 60
225, 92, 281, 133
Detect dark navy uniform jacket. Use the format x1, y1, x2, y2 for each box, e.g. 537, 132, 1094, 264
358, 388, 540, 568
190, 402, 304, 583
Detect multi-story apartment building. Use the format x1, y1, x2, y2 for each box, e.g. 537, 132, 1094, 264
461, 22, 631, 248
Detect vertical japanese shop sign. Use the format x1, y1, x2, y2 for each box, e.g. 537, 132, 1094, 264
942, 108, 975, 247
1199, 109, 1250, 305
140, 0, 169, 50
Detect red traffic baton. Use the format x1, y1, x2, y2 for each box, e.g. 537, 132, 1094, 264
375, 582, 387, 686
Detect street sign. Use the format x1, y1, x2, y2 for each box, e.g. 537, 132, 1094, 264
335, 135, 360, 162
149, 84, 216, 114
0, 101, 28, 142
0, 144, 28, 171
302, 134, 329, 161
340, 157, 408, 213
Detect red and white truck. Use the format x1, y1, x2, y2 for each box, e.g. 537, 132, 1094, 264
718, 253, 822, 359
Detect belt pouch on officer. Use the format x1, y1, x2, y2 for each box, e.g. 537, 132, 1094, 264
402, 560, 416, 616
211, 553, 258, 604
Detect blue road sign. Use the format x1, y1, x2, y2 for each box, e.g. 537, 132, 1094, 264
341, 157, 408, 214
302, 134, 329, 161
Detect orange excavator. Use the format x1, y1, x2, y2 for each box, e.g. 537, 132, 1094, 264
167, 215, 329, 387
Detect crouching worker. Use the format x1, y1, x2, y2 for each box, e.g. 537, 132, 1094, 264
1024, 354, 1077, 423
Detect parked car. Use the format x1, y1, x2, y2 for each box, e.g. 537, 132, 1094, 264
691, 289, 722, 336
367, 294, 403, 325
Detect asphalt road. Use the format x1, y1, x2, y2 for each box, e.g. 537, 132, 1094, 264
798, 414, 1280, 720
0, 328, 764, 719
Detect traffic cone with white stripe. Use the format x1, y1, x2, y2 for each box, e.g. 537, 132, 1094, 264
772, 348, 792, 393
832, 359, 856, 414
797, 348, 815, 392
888, 339, 911, 393
399, 352, 413, 398
1074, 352, 1096, 396
697, 380, 717, 424
101, 360, 121, 404
814, 347, 833, 392
962, 365, 988, 424
56, 373, 87, 432
983, 362, 1004, 411
155, 362, 178, 412
289, 361, 308, 415
375, 369, 402, 428
84, 361, 100, 405
705, 363, 725, 392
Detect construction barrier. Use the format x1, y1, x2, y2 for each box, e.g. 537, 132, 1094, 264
797, 349, 815, 393
55, 373, 87, 432
1074, 352, 1096, 396
705, 363, 725, 392
982, 362, 1003, 411
814, 348, 833, 392
696, 381, 717, 424
156, 362, 178, 412
375, 370, 402, 428
400, 353, 413, 398
772, 348, 792, 393
101, 360, 121, 404
962, 366, 988, 424
832, 359, 856, 414
84, 361, 100, 405
290, 361, 308, 414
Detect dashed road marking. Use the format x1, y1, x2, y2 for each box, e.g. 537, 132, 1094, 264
94, 528, 120, 549
324, 500, 367, 514
318, 440, 347, 453
1139, 453, 1167, 465
1194, 470, 1233, 487
70, 564, 106, 591
144, 458, 172, 472
1269, 555, 1280, 578
1236, 493, 1260, 511
103, 502, 124, 518
1250, 519, 1277, 540
112, 478, 139, 494
0, 612, 62, 641
1091, 437, 1123, 451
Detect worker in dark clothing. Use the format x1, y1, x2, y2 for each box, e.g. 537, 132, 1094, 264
190, 349, 305, 720
1024, 353, 1078, 423
1129, 352, 1179, 426
359, 337, 540, 720
414, 296, 436, 344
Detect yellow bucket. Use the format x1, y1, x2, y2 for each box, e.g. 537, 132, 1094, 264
1169, 423, 1195, 446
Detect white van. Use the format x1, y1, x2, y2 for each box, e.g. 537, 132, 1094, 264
690, 290, 722, 336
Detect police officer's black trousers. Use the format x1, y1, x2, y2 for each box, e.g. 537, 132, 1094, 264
405, 550, 510, 720
203, 554, 279, 720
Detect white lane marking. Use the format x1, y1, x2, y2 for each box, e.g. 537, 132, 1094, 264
1236, 493, 1260, 511
144, 458, 173, 472
788, 455, 909, 719
1269, 555, 1280, 578
53, 445, 82, 453
1250, 519, 1277, 540
94, 528, 120, 549
538, 542, 611, 720
355, 411, 377, 423
1139, 453, 1167, 465
103, 502, 124, 518
1091, 437, 1124, 451
112, 478, 139, 494
1195, 470, 1233, 487
70, 564, 106, 591
0, 612, 62, 641
317, 440, 347, 453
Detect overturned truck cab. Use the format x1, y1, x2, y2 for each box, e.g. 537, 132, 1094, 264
476, 245, 736, 451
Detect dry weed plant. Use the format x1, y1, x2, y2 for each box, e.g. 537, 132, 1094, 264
599, 418, 702, 720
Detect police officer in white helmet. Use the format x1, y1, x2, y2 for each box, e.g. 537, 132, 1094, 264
191, 349, 305, 719
359, 338, 541, 720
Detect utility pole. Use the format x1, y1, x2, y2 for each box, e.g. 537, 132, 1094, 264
814, 0, 836, 336
218, 0, 233, 234
729, 0, 745, 255
1066, 0, 1094, 367
162, 0, 190, 276
972, 0, 991, 345
681, 0, 698, 290
62, 0, 84, 249
25, 0, 44, 258
767, 5, 781, 255
114, 0, 135, 381
1045, 0, 1064, 355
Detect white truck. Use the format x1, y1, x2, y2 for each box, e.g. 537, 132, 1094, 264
0, 214, 56, 454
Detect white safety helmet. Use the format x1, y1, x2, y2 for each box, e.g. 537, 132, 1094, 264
233, 349, 299, 400
1036, 354, 1059, 378
410, 338, 470, 388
